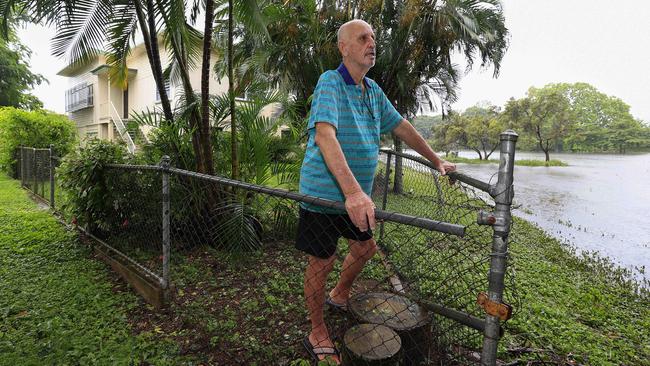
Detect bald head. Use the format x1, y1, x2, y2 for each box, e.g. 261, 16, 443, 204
337, 19, 372, 44
337, 19, 376, 71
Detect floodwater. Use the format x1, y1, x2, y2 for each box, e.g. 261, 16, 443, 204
406, 149, 650, 283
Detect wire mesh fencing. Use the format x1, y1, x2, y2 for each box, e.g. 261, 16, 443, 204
13, 130, 518, 365
372, 146, 519, 365
17, 146, 59, 208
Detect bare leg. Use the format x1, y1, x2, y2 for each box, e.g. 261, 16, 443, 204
329, 238, 378, 304
305, 254, 340, 364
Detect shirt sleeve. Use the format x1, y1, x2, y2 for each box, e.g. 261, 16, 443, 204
308, 73, 339, 130
379, 89, 404, 134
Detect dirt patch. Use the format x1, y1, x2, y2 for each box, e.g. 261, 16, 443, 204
93, 242, 395, 365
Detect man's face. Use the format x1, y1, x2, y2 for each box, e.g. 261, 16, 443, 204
341, 22, 376, 69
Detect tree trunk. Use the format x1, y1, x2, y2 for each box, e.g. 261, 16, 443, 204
163, 12, 205, 173
348, 292, 431, 366
536, 133, 550, 162
200, 0, 215, 176
141, 0, 173, 124
228, 0, 239, 181
343, 324, 401, 366
485, 143, 498, 160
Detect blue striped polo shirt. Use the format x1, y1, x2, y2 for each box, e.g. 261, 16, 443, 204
300, 63, 404, 213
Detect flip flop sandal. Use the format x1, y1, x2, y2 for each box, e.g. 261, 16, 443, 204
325, 297, 348, 312
302, 336, 340, 365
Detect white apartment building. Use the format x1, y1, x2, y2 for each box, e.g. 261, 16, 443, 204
57, 42, 226, 153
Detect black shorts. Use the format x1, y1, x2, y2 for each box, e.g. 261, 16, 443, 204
295, 207, 373, 259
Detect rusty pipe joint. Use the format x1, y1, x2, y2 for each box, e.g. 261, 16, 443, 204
477, 210, 509, 228
477, 211, 497, 226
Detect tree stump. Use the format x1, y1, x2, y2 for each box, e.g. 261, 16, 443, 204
349, 292, 431, 365
342, 323, 402, 366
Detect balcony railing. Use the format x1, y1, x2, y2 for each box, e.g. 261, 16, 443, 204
65, 84, 94, 112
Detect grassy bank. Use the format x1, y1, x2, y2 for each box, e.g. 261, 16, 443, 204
505, 218, 649, 364
384, 164, 649, 365
3, 166, 648, 365
444, 156, 568, 167
0, 175, 181, 365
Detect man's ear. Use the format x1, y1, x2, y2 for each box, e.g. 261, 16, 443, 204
338, 41, 347, 57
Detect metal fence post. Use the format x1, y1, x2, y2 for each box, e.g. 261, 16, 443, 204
161, 156, 171, 296
481, 130, 518, 365
379, 151, 393, 242
19, 146, 24, 186
32, 148, 37, 194
49, 145, 55, 209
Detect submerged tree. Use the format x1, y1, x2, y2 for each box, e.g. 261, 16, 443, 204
502, 87, 573, 161
433, 103, 503, 159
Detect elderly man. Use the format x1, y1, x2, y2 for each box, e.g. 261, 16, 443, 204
295, 19, 455, 364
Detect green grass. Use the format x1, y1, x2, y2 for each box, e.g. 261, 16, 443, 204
444, 156, 568, 167
3, 161, 647, 365
374, 164, 649, 365
505, 218, 650, 365
0, 174, 182, 365
515, 159, 568, 167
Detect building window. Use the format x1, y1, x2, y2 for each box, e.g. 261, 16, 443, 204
65, 83, 93, 112
155, 80, 171, 102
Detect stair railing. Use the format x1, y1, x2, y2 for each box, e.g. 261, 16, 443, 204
109, 102, 136, 154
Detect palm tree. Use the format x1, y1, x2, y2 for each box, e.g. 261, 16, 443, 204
232, 0, 508, 191
0, 0, 225, 174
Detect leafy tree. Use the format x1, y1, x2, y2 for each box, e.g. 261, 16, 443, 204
502, 86, 573, 161
503, 83, 650, 155
460, 103, 503, 159
434, 103, 502, 159
431, 103, 503, 159
411, 115, 442, 140
0, 107, 76, 173
232, 0, 509, 192
0, 31, 45, 110
431, 113, 462, 155
554, 83, 646, 153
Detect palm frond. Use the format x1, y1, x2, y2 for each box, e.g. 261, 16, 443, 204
106, 0, 138, 89
51, 0, 113, 64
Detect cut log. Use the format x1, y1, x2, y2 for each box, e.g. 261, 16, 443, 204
342, 323, 402, 366
349, 292, 431, 365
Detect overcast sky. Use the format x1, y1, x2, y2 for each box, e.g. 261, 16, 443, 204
19, 0, 650, 122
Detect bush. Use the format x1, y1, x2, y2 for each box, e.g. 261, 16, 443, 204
0, 107, 77, 174
57, 139, 159, 232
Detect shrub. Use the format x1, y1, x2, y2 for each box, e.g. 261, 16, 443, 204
57, 139, 159, 232
0, 107, 76, 174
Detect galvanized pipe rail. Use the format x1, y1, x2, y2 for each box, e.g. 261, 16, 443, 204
106, 164, 467, 237
379, 148, 492, 194
379, 130, 518, 366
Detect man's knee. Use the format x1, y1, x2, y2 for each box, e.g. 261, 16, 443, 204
308, 254, 337, 274
349, 239, 378, 261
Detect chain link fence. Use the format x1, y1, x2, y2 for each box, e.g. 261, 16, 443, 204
16, 146, 61, 209
14, 130, 518, 365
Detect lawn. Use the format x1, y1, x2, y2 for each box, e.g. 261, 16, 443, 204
2, 162, 649, 366
376, 162, 650, 365
0, 174, 181, 365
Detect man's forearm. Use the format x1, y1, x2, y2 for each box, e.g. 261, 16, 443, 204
393, 119, 442, 165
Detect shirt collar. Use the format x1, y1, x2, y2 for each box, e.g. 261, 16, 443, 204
337, 63, 372, 88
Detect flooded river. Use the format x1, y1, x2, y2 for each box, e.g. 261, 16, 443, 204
407, 149, 650, 283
